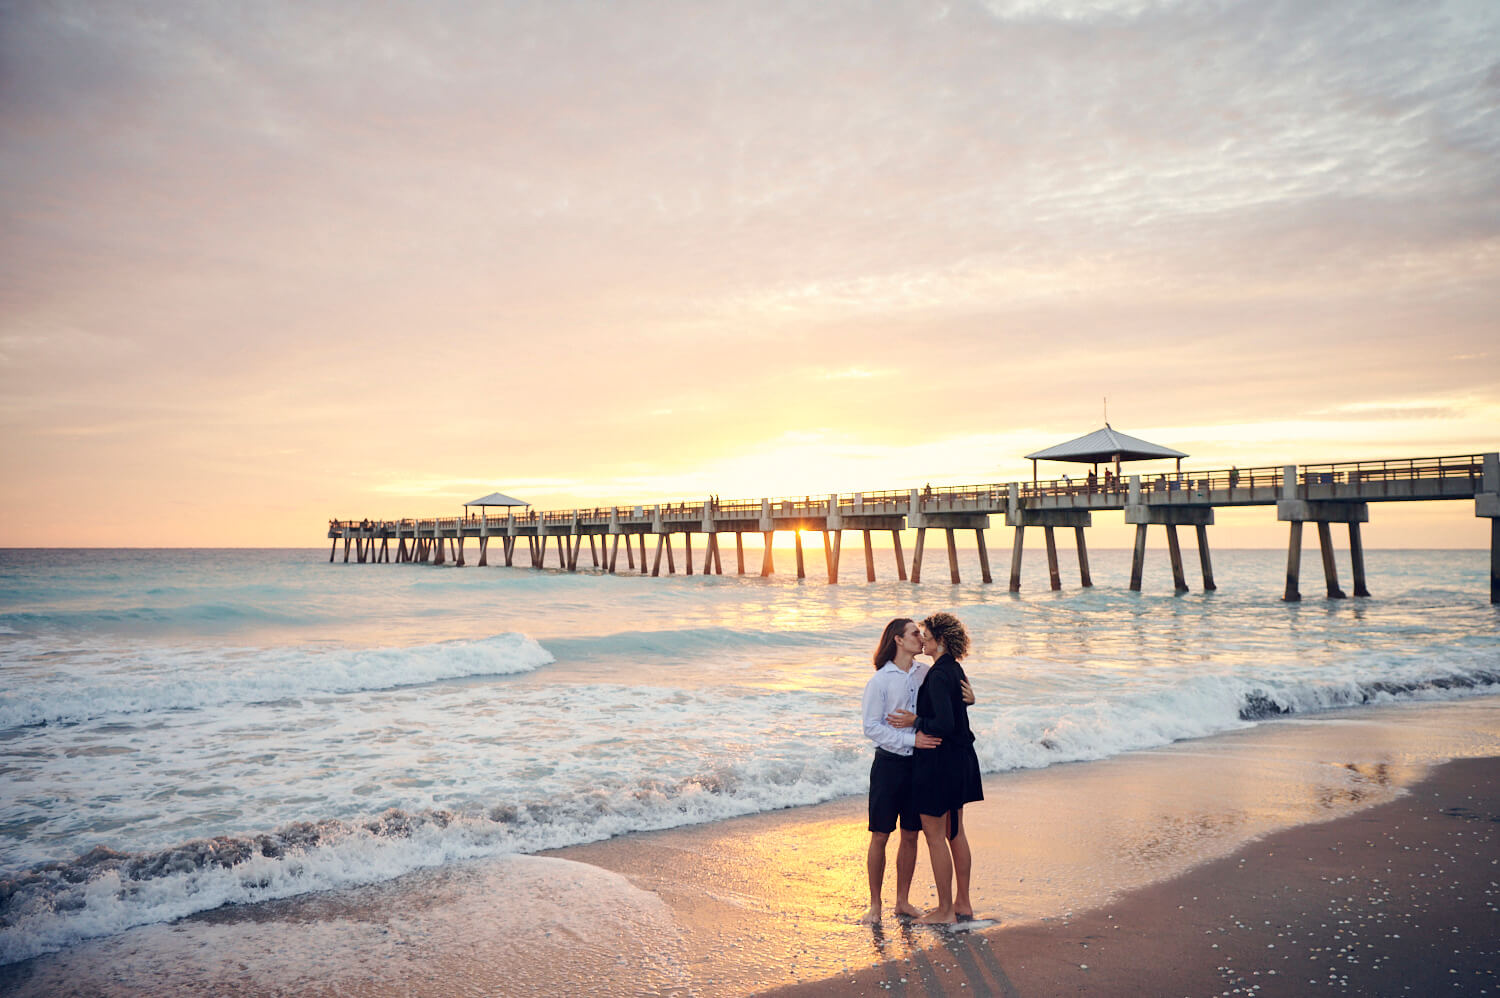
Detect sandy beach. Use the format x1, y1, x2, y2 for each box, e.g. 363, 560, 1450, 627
772, 754, 1499, 997
3, 697, 1497, 997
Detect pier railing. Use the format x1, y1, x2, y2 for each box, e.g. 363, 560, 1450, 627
328, 453, 1492, 536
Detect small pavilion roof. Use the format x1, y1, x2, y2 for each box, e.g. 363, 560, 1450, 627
1024, 424, 1187, 464
465, 491, 530, 507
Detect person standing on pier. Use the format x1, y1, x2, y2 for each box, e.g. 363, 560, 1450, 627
912, 612, 983, 924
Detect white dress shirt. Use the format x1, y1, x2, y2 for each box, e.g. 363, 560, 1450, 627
861, 660, 930, 755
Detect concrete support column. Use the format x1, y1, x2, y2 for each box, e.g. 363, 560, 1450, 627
761, 532, 774, 576
864, 529, 876, 582
713, 534, 723, 575
477, 537, 488, 567
1075, 527, 1092, 587
1348, 522, 1369, 597
891, 530, 907, 582
651, 535, 664, 577
1316, 521, 1346, 598
639, 534, 648, 574
1165, 525, 1188, 593
911, 528, 927, 584
589, 536, 599, 569
1043, 526, 1061, 591
1009, 526, 1024, 593
609, 535, 620, 573
1481, 454, 1500, 604
330, 537, 338, 562
665, 535, 677, 575
1129, 524, 1148, 591
1493, 518, 1499, 605
794, 530, 805, 580
455, 537, 465, 567
976, 528, 992, 584
702, 535, 714, 575
827, 530, 841, 584
1283, 521, 1303, 602
1195, 523, 1215, 591
433, 535, 445, 565
736, 533, 745, 575
945, 528, 960, 584
683, 533, 693, 576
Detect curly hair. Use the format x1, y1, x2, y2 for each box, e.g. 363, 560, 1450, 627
921, 611, 970, 660
872, 617, 914, 670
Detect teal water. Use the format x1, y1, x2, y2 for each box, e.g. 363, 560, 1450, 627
0, 546, 1495, 963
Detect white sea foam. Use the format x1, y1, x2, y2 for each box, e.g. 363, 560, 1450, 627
4, 655, 1497, 966
0, 632, 554, 728
1, 547, 1496, 967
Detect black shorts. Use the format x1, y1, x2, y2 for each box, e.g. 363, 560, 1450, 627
868, 749, 920, 833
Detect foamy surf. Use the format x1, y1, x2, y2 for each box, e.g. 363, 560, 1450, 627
3, 656, 1497, 966
0, 631, 554, 729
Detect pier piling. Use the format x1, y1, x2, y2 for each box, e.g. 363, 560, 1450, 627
1195, 523, 1215, 591
1009, 526, 1024, 592
1044, 526, 1061, 590
1075, 526, 1092, 587
1283, 521, 1303, 602
1316, 521, 1346, 598
1348, 523, 1369, 597
1130, 524, 1147, 591
1166, 525, 1188, 593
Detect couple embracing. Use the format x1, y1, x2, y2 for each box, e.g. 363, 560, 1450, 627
859, 612, 983, 925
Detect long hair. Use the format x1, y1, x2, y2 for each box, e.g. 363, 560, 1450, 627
872, 617, 914, 670
921, 611, 970, 660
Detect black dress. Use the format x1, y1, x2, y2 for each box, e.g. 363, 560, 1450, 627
913, 653, 983, 821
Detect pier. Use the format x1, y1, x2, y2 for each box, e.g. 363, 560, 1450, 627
329, 452, 1500, 603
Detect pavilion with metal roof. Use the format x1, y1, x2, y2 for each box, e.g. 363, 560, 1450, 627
1024, 424, 1187, 482
464, 491, 529, 517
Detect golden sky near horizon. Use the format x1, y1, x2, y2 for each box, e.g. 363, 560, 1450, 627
1, 0, 1497, 547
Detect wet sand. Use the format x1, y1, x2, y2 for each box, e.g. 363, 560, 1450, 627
2, 698, 1498, 996
772, 754, 1500, 997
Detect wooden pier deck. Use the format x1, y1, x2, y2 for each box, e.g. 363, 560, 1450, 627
329, 452, 1500, 602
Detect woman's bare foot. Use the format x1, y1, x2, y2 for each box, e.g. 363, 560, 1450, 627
893, 901, 923, 918
858, 904, 882, 924
916, 907, 956, 924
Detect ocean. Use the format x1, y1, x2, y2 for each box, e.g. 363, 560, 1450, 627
1, 545, 1497, 967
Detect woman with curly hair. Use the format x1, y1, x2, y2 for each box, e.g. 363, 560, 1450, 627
912, 611, 983, 924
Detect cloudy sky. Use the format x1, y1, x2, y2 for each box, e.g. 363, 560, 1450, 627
2, 0, 1496, 546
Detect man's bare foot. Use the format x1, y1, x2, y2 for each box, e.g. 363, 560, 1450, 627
858, 904, 882, 924
893, 901, 923, 918
916, 908, 956, 924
